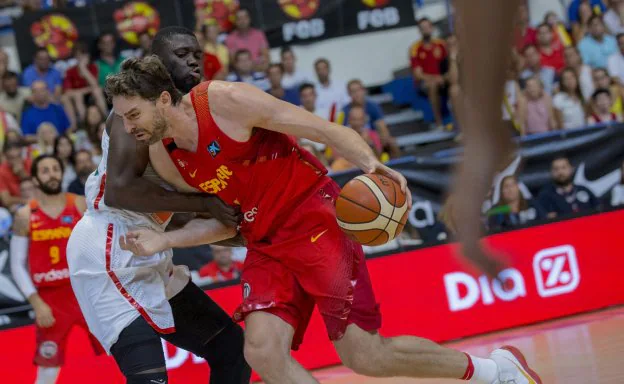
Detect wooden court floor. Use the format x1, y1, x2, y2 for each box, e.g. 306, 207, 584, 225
308, 306, 624, 384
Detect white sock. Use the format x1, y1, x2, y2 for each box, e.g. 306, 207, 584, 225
35, 366, 60, 384
468, 355, 498, 383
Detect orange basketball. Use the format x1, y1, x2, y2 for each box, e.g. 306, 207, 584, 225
336, 174, 409, 246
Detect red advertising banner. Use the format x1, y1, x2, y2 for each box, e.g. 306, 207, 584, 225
2, 210, 624, 383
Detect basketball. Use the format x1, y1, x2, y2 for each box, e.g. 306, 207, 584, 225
336, 174, 409, 246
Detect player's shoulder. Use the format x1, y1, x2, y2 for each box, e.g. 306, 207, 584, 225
409, 41, 422, 55
13, 204, 32, 234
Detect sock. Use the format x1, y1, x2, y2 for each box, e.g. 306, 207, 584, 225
461, 353, 498, 383
35, 366, 60, 384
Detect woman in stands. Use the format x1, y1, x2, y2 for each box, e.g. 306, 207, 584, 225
487, 175, 546, 232
521, 76, 557, 135
53, 135, 76, 192
553, 68, 587, 129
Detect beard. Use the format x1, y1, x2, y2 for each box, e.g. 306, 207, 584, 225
422, 33, 432, 42
554, 175, 573, 187
37, 178, 62, 195
146, 111, 169, 145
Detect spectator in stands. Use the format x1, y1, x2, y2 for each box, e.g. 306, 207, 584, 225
578, 15, 618, 68
347, 106, 383, 159
0, 108, 21, 143
79, 105, 105, 162
521, 45, 556, 95
68, 149, 95, 196
95, 32, 124, 88
607, 33, 624, 83
553, 68, 587, 129
514, 3, 536, 52
53, 134, 76, 191
266, 63, 300, 105
61, 41, 108, 127
21, 48, 62, 100
536, 23, 565, 72
544, 11, 573, 48
0, 143, 30, 211
502, 59, 525, 134
137, 32, 153, 58
410, 17, 448, 128
487, 175, 546, 232
592, 67, 623, 113
570, 0, 606, 43
588, 88, 623, 123
29, 122, 57, 159
608, 160, 624, 207
226, 49, 269, 91
343, 79, 400, 158
604, 0, 624, 34
539, 155, 600, 217
0, 71, 31, 122
19, 177, 35, 201
198, 245, 244, 284
564, 46, 595, 99
297, 83, 328, 161
21, 80, 71, 137
0, 49, 8, 92
521, 76, 557, 135
280, 46, 313, 91
314, 58, 350, 123
225, 8, 269, 72
201, 23, 228, 81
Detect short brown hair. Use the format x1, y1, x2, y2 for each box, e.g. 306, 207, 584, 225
104, 55, 182, 104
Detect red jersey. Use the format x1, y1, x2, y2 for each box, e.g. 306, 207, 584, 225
539, 45, 565, 72
162, 81, 329, 244
409, 39, 447, 75
28, 193, 82, 289
63, 64, 98, 90
199, 261, 244, 281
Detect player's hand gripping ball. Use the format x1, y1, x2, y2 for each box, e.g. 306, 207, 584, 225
114, 1, 161, 46
336, 174, 409, 246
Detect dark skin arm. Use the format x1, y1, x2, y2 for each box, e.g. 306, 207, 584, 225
104, 112, 240, 227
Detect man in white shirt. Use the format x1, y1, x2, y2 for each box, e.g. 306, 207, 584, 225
314, 58, 350, 122
608, 33, 624, 84
280, 47, 313, 91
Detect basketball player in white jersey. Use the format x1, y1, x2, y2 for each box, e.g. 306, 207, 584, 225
66, 27, 250, 384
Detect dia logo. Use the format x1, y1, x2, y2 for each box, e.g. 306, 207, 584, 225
533, 245, 580, 298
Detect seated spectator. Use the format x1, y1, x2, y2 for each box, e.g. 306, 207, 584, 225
564, 46, 595, 99
29, 122, 58, 159
521, 77, 557, 135
588, 88, 623, 123
503, 61, 525, 133
514, 4, 537, 52
225, 8, 269, 72
410, 17, 448, 127
21, 48, 62, 100
0, 49, 8, 92
298, 83, 327, 157
280, 46, 313, 91
487, 176, 546, 232
19, 177, 36, 202
95, 32, 125, 88
592, 67, 624, 113
0, 143, 30, 211
538, 155, 600, 217
0, 109, 20, 150
536, 23, 565, 72
266, 63, 300, 105
343, 79, 400, 158
608, 160, 624, 207
68, 149, 95, 196
198, 245, 244, 284
571, 0, 606, 43
578, 15, 618, 68
314, 58, 350, 123
21, 80, 70, 137
553, 68, 587, 129
201, 23, 228, 81
74, 104, 104, 154
226, 49, 270, 91
61, 42, 108, 126
0, 71, 31, 122
544, 11, 573, 48
53, 134, 76, 191
520, 45, 556, 95
604, 0, 624, 34
121, 31, 153, 59
607, 33, 624, 84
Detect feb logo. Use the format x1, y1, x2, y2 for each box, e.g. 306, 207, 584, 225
361, 0, 390, 7
114, 1, 161, 46
30, 14, 78, 60
278, 0, 320, 20
195, 0, 239, 32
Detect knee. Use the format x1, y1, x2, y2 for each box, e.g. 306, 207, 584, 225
243, 329, 284, 374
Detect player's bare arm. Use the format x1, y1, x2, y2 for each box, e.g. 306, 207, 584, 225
105, 113, 240, 227
207, 81, 412, 208
9, 206, 55, 328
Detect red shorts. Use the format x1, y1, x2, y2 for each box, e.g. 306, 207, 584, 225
34, 285, 104, 367
234, 180, 382, 349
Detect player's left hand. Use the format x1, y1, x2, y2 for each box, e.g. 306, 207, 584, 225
367, 162, 412, 209
119, 228, 170, 256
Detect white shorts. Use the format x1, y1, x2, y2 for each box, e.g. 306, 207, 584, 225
66, 213, 189, 353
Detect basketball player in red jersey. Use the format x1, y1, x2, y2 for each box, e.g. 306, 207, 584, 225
106, 57, 541, 384
10, 154, 103, 384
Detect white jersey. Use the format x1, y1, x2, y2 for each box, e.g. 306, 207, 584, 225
84, 130, 173, 231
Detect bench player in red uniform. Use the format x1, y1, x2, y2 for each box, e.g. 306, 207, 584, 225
105, 57, 542, 384
10, 154, 103, 384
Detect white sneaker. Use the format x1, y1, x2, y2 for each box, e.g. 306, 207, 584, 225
489, 346, 542, 384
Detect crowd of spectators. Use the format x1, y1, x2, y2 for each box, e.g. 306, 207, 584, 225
410, 0, 624, 134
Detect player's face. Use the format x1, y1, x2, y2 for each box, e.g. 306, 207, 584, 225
113, 95, 169, 144
160, 34, 203, 94
35, 158, 63, 195
501, 177, 520, 203
551, 159, 574, 186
